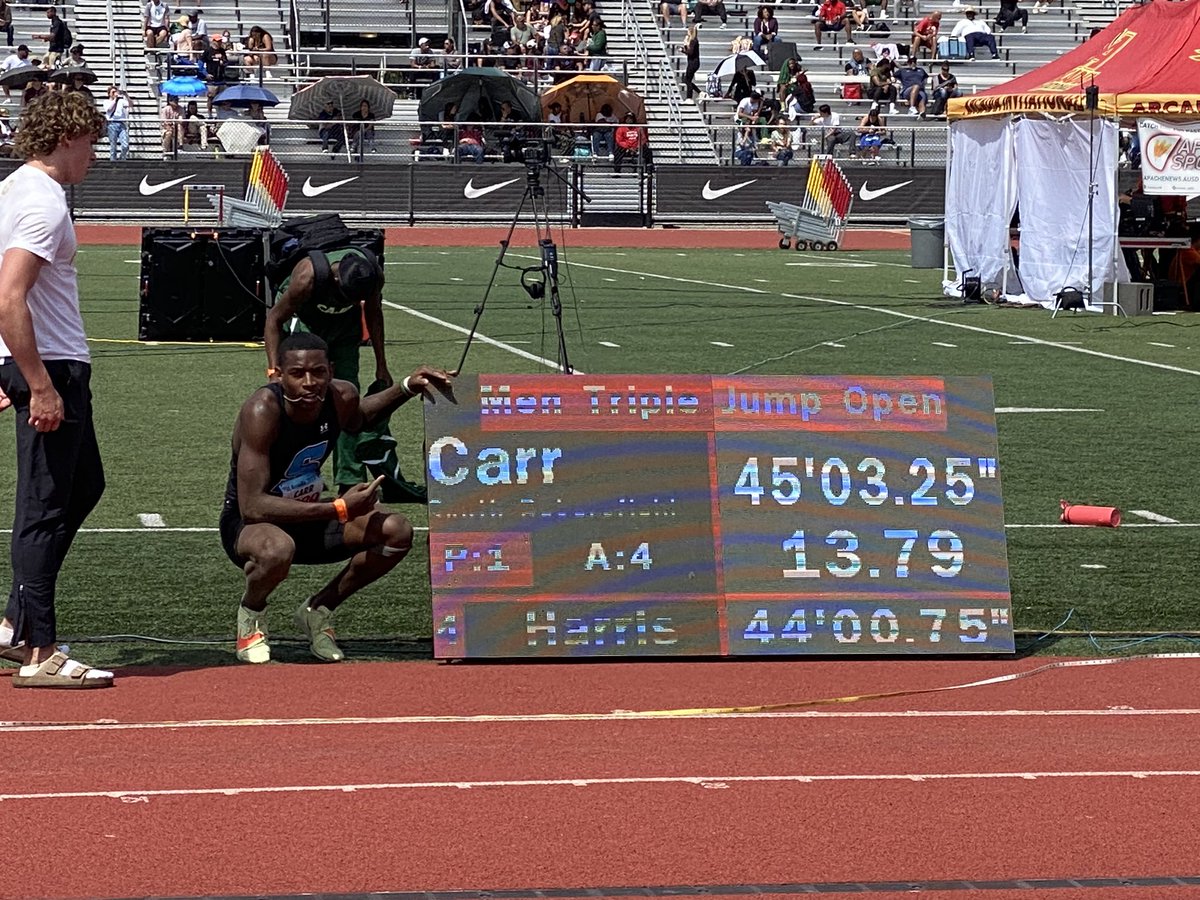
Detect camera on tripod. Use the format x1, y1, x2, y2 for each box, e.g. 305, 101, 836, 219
522, 139, 552, 167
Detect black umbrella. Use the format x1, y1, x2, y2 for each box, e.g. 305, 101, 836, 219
417, 67, 541, 122
0, 66, 45, 89
288, 75, 396, 121
49, 64, 97, 85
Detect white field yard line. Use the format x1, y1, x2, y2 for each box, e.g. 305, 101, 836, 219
532, 258, 1200, 378
3, 770, 1200, 803
4, 707, 1200, 735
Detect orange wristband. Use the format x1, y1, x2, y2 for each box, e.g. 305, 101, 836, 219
333, 497, 349, 524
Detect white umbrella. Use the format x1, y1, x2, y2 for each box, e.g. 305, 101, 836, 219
711, 50, 766, 79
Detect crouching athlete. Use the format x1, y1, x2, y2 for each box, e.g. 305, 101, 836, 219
221, 332, 453, 663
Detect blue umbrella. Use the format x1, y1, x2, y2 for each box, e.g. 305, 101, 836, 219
213, 83, 280, 107
160, 75, 207, 97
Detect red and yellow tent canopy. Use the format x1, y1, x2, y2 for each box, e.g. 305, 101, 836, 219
948, 0, 1200, 119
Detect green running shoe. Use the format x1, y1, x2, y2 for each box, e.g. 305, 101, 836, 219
294, 601, 345, 662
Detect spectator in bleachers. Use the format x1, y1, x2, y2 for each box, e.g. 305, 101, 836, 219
591, 101, 616, 157
201, 32, 228, 114
485, 0, 518, 31
733, 127, 757, 164
813, 0, 850, 49
612, 112, 649, 171
752, 5, 780, 53
693, 0, 729, 29
511, 12, 535, 46
846, 46, 868, 73
812, 102, 853, 155
33, 6, 70, 68
66, 42, 85, 66
661, 0, 688, 28
441, 37, 463, 72
928, 60, 958, 115
846, 2, 871, 39
21, 72, 46, 107
734, 89, 762, 127
64, 69, 93, 104
161, 93, 182, 156
182, 98, 208, 147
546, 11, 566, 55
526, 0, 550, 31
0, 109, 13, 154
784, 68, 815, 116
144, 0, 170, 48
908, 9, 940, 59
410, 36, 436, 70
170, 19, 197, 58
729, 65, 756, 101
994, 0, 1028, 32
0, 0, 12, 49
856, 102, 886, 162
777, 56, 801, 99
552, 43, 581, 81
768, 115, 793, 165
2, 44, 32, 98
867, 55, 897, 114
188, 9, 210, 46
680, 24, 700, 100
104, 85, 130, 159
1035, 0, 1051, 14
244, 26, 277, 69
584, 15, 606, 70
474, 36, 499, 66
457, 119, 485, 162
247, 99, 270, 145
896, 55, 927, 116
348, 99, 375, 154
950, 7, 998, 59
316, 98, 343, 153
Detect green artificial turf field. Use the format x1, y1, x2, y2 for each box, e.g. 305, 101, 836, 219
1, 240, 1197, 665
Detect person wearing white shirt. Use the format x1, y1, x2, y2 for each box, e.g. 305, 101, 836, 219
950, 7, 998, 58
2, 43, 31, 72
812, 102, 853, 155
144, 0, 170, 46
104, 86, 130, 160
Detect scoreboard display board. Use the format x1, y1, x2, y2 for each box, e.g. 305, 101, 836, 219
423, 375, 1013, 659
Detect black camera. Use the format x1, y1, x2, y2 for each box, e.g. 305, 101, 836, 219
522, 140, 550, 166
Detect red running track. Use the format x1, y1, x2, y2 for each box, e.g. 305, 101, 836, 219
2, 657, 1199, 900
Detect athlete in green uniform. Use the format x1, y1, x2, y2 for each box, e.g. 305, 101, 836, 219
264, 247, 389, 493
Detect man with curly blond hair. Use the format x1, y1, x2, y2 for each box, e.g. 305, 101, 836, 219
0, 90, 114, 688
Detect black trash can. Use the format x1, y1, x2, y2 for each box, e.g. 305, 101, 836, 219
908, 216, 945, 269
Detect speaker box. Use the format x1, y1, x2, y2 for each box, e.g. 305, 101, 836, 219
768, 41, 799, 72
140, 228, 267, 342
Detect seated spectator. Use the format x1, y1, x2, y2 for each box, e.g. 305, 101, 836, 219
846, 46, 869, 74
552, 44, 581, 82
908, 10, 940, 59
768, 116, 793, 165
244, 25, 277, 69
660, 0, 688, 27
346, 99, 375, 154
170, 21, 196, 58
1, 44, 32, 98
584, 15, 607, 70
734, 90, 762, 128
187, 9, 209, 46
868, 56, 898, 113
612, 112, 649, 172
778, 56, 802, 100
856, 103, 888, 162
161, 93, 182, 156
144, 0, 170, 47
693, 0, 728, 27
928, 61, 958, 116
410, 36, 437, 72
729, 66, 757, 101
950, 8, 997, 59
0, 0, 11, 49
64, 70, 94, 104
182, 99, 207, 147
511, 12, 535, 46
733, 128, 757, 165
66, 43, 86, 66
812, 102, 853, 155
485, 0, 517, 30
21, 73, 46, 107
33, 6, 70, 68
785, 69, 816, 116
863, 0, 888, 20
592, 101, 617, 157
316, 99, 343, 152
994, 0, 1028, 31
752, 5, 780, 53
813, 0, 850, 49
247, 99, 270, 145
895, 55, 927, 116
457, 120, 485, 162
0, 108, 13, 155
847, 1, 871, 36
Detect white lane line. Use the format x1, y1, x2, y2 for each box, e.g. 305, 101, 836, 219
383, 300, 580, 374
711, 341, 734, 347
5, 707, 1200, 734
1080, 564, 1108, 569
137, 513, 166, 528
932, 341, 957, 348
1149, 342, 1176, 348
823, 341, 846, 348
3, 770, 1199, 802
995, 407, 1104, 414
598, 341, 621, 348
1130, 510, 1180, 524
383, 262, 435, 266
546, 259, 1200, 376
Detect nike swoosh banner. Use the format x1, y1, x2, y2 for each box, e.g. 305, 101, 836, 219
72, 161, 249, 213
409, 163, 568, 218
654, 165, 945, 220
283, 163, 409, 218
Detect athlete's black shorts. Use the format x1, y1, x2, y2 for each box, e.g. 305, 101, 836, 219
220, 502, 355, 567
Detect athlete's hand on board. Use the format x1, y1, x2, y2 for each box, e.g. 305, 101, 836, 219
405, 366, 455, 404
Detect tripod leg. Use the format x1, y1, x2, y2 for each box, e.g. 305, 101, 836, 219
529, 183, 573, 375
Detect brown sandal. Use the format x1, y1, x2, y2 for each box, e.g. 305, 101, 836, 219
11, 651, 114, 690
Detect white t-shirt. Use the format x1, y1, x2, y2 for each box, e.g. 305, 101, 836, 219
144, 0, 169, 28
105, 96, 130, 122
951, 17, 990, 36
0, 166, 88, 362
1, 52, 32, 72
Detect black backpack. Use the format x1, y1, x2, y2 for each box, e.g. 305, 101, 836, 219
266, 213, 379, 296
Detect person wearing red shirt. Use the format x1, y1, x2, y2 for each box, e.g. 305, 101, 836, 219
813, 0, 850, 48
910, 10, 941, 58
612, 112, 649, 172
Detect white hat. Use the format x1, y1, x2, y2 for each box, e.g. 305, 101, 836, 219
418, 36, 430, 45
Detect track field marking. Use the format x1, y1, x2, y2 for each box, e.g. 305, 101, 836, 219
4, 770, 1200, 803
1149, 342, 1176, 348
711, 341, 734, 347
823, 341, 846, 348
598, 341, 621, 347
1081, 564, 1108, 569
137, 513, 166, 528
383, 300, 578, 373
995, 407, 1104, 413
543, 259, 1200, 376
1130, 510, 1180, 523
5, 708, 1200, 733
932, 341, 957, 348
